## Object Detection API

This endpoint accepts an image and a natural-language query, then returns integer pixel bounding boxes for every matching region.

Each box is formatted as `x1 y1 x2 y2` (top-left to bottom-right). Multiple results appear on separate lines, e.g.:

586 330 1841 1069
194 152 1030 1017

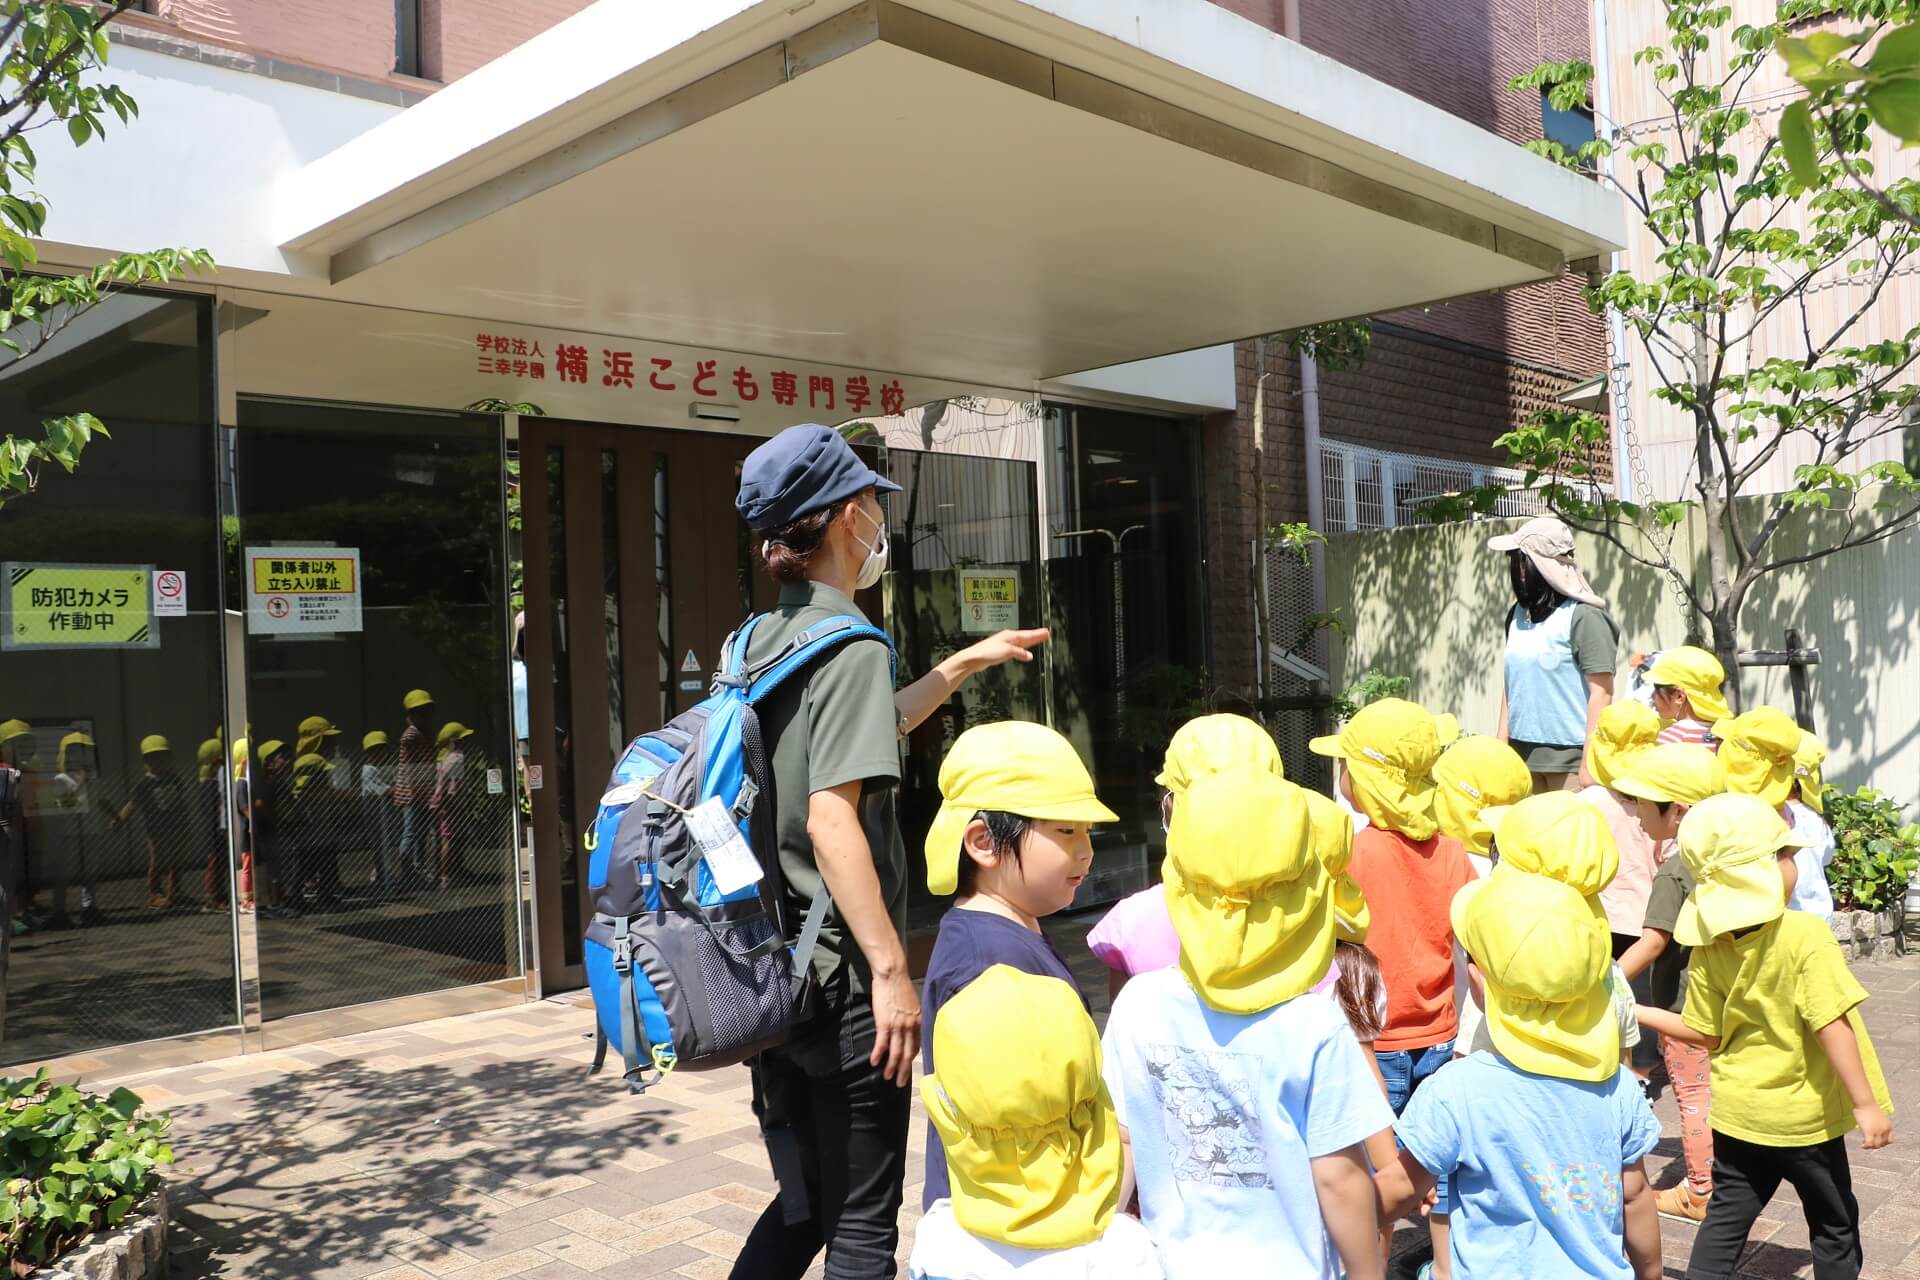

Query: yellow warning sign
958 570 1019 635
251 555 357 595
3 563 158 650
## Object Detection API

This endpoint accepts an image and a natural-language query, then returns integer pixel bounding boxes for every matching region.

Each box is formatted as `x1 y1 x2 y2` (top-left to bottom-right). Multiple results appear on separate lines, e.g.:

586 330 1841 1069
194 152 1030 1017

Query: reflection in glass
600 449 625 758
233 399 520 1020
546 447 581 967
654 454 672 723
0 292 232 1066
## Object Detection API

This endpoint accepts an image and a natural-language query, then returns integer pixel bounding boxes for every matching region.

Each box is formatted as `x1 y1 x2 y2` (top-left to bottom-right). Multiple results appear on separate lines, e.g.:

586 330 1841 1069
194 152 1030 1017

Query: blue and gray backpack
585 612 894 1093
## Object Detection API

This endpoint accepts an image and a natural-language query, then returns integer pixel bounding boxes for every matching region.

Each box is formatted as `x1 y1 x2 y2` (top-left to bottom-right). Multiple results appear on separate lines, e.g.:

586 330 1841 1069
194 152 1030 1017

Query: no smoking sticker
153 570 187 617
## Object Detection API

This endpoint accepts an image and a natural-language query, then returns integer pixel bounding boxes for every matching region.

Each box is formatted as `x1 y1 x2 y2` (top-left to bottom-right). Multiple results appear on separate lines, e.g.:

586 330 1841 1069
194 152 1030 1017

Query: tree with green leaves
1442 0 1920 703
0 0 213 509
1777 15 1920 229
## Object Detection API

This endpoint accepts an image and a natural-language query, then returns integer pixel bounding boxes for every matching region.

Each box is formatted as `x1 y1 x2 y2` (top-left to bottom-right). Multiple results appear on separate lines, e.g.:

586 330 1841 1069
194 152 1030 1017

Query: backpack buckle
611 915 633 974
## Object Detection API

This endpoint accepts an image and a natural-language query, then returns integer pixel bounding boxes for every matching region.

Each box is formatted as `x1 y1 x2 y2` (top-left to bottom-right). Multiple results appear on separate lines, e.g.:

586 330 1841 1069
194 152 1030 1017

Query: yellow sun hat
1673 792 1810 946
0 719 30 746
58 731 97 775
1715 705 1804 809
232 736 250 780
1433 736 1533 856
139 734 172 757
435 721 474 746
1613 742 1727 806
924 722 1118 896
1164 768 1333 1014
1155 714 1282 796
196 736 224 782
1794 732 1828 814
362 730 391 752
1646 646 1731 724
1453 867 1619 1082
292 751 335 794
1309 698 1444 840
1482 790 1620 900
920 965 1122 1250
296 714 342 757
1588 700 1662 791
403 688 435 711
257 739 287 764
1303 788 1367 944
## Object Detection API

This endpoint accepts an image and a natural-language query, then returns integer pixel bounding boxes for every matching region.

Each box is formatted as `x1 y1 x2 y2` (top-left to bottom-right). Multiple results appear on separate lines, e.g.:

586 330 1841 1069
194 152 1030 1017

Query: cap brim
1308 735 1346 758
871 473 903 494
1486 532 1524 551
1020 797 1122 826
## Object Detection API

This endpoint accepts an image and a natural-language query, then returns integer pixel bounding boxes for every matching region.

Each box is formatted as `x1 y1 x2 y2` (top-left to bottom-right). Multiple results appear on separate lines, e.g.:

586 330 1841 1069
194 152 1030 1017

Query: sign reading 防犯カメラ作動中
2 563 158 650
246 547 364 636
958 570 1019 635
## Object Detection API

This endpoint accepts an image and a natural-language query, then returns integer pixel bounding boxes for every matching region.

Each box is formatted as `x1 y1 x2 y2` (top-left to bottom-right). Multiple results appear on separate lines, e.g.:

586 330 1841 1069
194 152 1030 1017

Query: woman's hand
954 628 1049 676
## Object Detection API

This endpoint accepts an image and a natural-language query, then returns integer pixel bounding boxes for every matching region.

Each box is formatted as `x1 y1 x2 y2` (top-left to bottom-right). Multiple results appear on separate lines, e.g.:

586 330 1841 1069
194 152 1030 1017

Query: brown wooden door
519 421 774 993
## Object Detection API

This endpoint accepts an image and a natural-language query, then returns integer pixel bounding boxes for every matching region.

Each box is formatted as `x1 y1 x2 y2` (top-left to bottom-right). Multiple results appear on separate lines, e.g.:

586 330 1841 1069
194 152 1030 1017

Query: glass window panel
600 448 624 761
0 292 230 1066
233 398 520 1020
654 453 672 724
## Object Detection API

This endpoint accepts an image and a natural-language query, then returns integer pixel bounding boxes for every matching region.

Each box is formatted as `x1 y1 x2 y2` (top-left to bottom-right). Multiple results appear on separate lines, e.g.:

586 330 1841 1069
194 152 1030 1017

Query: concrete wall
1322 510 1920 808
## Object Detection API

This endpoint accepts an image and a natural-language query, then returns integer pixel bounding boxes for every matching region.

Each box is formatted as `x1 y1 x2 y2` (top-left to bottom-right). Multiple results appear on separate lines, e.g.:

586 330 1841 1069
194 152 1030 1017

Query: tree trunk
1691 327 1742 712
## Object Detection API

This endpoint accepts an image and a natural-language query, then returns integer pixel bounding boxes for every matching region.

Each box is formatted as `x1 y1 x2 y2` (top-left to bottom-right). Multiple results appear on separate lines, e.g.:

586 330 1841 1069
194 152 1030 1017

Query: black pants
732 981 911 1280
1688 1131 1862 1279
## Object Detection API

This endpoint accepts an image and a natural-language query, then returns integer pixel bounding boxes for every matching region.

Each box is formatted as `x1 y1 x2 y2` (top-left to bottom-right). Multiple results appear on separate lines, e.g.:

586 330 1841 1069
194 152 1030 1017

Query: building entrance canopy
277 0 1624 391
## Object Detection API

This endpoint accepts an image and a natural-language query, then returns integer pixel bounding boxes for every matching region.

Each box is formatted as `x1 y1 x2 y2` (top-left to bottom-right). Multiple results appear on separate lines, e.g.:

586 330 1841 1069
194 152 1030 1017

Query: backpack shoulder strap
742 615 896 705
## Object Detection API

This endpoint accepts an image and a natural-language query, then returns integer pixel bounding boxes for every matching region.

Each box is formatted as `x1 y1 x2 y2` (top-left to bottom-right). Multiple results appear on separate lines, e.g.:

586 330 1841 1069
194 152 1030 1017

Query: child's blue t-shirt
1396 1052 1660 1280
921 906 1086 1209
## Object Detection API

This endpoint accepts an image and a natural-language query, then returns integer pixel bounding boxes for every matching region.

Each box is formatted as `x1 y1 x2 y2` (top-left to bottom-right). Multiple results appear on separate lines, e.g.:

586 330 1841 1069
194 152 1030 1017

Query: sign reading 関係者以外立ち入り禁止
958 569 1019 635
246 547 364 637
2 563 158 650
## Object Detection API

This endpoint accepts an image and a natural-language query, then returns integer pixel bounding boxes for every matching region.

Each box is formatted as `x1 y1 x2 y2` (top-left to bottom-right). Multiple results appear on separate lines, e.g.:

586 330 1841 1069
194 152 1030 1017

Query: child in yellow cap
1101 769 1391 1280
1612 743 1728 1222
1579 701 1664 957
1635 793 1893 1279
1310 700 1474 1114
1646 646 1731 747
1788 731 1836 916
1718 706 1837 922
911 964 1162 1278
1432 734 1532 1061
919 722 1119 1213
1376 859 1664 1280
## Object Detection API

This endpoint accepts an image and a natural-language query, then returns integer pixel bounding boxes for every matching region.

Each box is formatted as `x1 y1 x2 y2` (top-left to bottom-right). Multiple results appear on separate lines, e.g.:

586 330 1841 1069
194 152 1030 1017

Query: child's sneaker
1655 1184 1710 1222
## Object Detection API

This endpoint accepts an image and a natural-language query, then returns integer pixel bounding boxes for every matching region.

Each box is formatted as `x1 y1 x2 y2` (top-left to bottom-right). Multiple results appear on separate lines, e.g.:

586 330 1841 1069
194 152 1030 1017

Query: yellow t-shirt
1683 911 1894 1146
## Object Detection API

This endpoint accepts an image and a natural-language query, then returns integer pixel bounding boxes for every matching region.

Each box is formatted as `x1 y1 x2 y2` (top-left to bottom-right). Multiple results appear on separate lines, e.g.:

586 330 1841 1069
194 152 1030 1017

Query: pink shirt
1085 884 1340 996
1656 719 1715 747
1581 784 1667 937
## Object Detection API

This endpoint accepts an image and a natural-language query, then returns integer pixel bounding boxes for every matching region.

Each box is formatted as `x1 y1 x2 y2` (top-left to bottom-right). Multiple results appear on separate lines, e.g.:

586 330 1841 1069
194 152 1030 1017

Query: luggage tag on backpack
684 797 764 896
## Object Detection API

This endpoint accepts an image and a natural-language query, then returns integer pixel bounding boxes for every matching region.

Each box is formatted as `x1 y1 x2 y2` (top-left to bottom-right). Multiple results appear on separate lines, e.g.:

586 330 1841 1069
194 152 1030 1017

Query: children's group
904 527 1894 1280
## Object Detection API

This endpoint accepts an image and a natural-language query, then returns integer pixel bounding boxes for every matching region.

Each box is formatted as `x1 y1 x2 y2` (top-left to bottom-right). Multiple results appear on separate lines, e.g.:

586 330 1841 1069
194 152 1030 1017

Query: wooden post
1734 628 1821 733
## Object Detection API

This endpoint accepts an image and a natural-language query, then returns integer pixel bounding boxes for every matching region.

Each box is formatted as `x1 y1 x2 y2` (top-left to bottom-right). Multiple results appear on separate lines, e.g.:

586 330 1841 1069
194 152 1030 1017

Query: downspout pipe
1590 0 1635 504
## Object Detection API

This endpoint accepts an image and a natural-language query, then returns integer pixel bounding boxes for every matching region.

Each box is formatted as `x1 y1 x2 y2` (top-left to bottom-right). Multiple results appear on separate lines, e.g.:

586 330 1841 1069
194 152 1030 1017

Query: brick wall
146 0 591 86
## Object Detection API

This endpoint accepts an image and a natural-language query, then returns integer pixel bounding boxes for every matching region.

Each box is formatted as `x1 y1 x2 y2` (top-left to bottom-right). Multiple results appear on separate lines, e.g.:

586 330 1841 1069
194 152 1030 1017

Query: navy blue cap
735 424 901 531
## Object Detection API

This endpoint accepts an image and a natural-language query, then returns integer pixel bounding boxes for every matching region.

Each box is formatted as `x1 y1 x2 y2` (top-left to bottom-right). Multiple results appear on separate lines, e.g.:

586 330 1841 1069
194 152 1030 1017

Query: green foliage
1822 784 1920 912
1279 319 1373 374
0 1 215 511
1780 19 1920 152
1266 521 1325 565
1450 2 1920 670
2 1070 174 1268
1332 669 1410 722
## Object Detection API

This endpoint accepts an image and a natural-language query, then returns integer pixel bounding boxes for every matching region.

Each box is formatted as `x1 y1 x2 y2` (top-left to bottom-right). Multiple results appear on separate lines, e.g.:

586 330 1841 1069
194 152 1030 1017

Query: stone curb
35 1184 167 1280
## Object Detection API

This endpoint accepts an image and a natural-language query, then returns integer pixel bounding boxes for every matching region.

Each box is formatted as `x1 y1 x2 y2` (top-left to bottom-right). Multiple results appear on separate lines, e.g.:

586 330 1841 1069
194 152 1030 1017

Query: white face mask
851 503 889 590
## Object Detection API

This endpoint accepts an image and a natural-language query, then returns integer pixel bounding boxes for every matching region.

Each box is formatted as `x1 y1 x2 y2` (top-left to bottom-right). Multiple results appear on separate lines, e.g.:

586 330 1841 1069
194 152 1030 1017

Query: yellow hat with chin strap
924 722 1118 896
1453 866 1619 1081
1794 732 1828 814
1673 792 1809 946
1716 706 1803 809
296 715 341 757
1588 700 1662 790
139 734 172 757
921 965 1122 1250
1647 646 1730 724
1309 698 1443 840
1433 736 1532 856
1482 791 1619 900
1614 743 1727 806
1164 768 1333 1014
362 730 390 752
1155 714 1282 796
403 688 435 711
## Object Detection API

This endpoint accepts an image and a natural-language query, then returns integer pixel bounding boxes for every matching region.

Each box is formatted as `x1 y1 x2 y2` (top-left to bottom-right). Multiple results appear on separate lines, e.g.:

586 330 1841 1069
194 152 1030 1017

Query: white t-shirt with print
1101 969 1394 1280
908 1202 1163 1280
1787 800 1836 920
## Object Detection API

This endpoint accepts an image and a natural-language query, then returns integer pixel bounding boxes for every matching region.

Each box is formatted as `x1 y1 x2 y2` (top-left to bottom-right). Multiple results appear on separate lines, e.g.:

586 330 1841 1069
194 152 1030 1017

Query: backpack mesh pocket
692 912 790 1056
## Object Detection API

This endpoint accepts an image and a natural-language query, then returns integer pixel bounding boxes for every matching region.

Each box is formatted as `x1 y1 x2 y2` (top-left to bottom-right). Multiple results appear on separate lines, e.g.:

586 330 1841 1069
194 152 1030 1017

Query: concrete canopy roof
276 0 1624 390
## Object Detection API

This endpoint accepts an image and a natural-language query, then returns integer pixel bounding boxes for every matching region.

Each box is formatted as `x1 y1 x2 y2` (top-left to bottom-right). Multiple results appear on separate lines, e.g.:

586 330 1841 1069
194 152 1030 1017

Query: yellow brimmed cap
1165 768 1333 1014
258 739 287 762
1309 698 1443 840
1646 646 1730 723
1453 867 1619 1082
58 732 97 775
1588 701 1661 790
1433 736 1532 856
1301 788 1365 943
436 721 475 746
0 719 31 745
920 965 1122 1250
1614 743 1727 806
1673 793 1809 946
1483 791 1619 900
1155 714 1282 796
403 688 435 711
1715 706 1803 808
1794 732 1828 814
362 730 390 751
924 722 1118 896
139 734 171 756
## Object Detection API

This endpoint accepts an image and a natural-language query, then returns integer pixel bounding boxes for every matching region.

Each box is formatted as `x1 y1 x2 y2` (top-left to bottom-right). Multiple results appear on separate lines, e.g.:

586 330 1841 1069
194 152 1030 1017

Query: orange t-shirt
1349 825 1476 1051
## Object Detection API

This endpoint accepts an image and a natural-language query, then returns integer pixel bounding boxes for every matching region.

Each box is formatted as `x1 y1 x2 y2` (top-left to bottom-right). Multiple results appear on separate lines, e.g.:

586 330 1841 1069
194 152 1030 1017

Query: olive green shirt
747 581 905 993
1643 854 1696 1014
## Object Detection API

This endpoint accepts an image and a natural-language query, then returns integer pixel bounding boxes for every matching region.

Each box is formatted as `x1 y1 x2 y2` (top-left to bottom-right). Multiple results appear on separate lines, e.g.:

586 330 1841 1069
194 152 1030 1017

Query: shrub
1822 785 1920 914
2 1071 173 1270
1333 670 1411 722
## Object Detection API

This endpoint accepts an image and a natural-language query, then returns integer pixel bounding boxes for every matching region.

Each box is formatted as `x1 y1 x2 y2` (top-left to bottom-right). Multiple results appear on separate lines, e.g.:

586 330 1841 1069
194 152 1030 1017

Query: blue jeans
1379 1039 1456 1210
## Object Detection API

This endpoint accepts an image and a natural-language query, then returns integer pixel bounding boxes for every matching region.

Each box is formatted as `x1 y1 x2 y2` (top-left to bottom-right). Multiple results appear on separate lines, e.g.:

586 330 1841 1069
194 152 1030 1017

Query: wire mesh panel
1264 551 1332 794
1320 439 1578 532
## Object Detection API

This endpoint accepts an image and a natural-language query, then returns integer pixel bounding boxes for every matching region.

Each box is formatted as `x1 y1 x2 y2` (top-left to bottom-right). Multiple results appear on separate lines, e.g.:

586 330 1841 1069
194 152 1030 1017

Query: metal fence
1320 439 1566 532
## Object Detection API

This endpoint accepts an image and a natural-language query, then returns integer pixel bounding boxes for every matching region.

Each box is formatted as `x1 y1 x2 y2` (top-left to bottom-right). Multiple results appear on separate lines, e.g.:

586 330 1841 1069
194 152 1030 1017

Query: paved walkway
76 914 1920 1280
